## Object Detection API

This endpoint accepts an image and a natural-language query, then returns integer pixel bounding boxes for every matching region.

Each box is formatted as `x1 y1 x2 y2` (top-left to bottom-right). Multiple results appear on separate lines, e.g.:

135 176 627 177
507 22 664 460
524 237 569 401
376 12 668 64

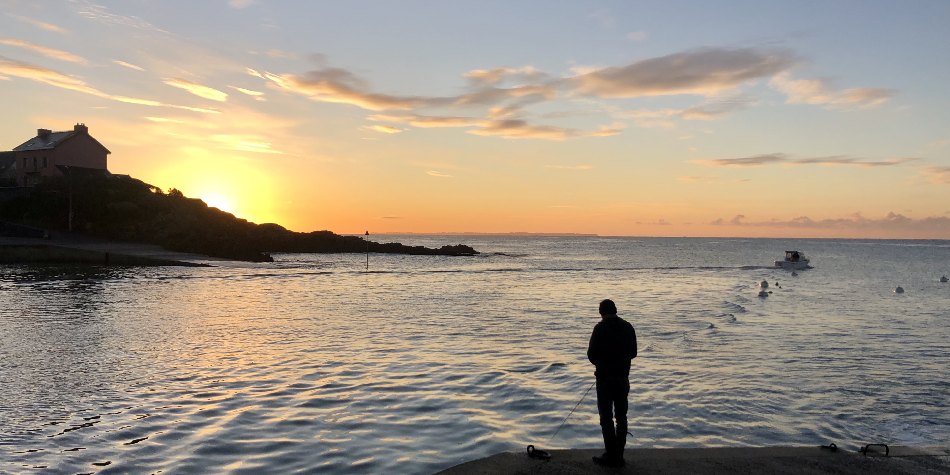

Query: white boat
775 250 810 270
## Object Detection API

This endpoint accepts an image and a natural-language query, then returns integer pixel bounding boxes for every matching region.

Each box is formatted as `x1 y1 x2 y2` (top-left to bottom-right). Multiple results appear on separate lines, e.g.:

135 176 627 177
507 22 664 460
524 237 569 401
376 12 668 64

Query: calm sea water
2 236 949 474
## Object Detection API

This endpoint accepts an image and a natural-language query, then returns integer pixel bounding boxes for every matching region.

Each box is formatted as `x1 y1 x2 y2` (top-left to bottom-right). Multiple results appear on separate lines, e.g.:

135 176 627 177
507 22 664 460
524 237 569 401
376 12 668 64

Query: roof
11 127 111 154
13 131 76 151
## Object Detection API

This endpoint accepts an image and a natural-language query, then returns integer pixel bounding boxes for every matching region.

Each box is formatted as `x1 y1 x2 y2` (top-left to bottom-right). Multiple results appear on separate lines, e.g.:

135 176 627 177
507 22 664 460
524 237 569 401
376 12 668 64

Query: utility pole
365 230 369 270
67 166 73 232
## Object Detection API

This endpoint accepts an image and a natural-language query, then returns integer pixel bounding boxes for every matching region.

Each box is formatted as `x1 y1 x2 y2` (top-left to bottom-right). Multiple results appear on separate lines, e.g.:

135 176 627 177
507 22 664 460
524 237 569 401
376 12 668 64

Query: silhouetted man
587 299 638 467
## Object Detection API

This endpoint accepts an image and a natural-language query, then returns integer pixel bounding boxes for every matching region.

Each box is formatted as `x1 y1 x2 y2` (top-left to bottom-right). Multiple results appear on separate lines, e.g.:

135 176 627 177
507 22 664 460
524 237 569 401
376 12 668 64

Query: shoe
592 452 612 466
596 425 617 466
592 453 624 467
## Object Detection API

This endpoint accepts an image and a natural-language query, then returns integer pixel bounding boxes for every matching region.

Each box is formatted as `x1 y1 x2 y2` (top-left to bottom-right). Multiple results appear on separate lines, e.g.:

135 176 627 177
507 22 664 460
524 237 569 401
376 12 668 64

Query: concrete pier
438 445 950 475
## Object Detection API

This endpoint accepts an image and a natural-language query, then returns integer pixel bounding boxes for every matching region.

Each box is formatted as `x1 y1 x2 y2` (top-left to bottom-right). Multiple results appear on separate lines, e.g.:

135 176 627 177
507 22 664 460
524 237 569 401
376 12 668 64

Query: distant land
0 174 477 262
379 232 600 237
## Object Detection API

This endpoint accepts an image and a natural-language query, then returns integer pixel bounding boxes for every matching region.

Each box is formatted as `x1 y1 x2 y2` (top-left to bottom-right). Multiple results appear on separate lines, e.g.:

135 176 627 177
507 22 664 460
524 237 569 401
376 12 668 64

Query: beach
0 234 218 266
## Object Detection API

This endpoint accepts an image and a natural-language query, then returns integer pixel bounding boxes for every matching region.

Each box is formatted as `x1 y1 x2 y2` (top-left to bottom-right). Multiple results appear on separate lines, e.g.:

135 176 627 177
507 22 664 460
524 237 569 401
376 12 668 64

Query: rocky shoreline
0 174 478 262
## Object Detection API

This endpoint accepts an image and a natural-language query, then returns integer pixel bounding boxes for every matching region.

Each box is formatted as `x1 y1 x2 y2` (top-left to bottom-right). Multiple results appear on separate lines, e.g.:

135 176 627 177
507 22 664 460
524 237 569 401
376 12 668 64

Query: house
0 151 15 186
9 123 110 186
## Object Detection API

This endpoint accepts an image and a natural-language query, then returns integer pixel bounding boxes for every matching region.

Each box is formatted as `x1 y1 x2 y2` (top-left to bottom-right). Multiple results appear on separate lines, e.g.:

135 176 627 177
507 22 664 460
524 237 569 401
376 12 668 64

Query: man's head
599 299 617 316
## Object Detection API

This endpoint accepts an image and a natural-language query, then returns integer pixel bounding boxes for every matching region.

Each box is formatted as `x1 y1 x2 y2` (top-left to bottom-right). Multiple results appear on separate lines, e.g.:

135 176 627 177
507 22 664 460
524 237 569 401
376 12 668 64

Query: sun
200 192 235 214
146 149 282 225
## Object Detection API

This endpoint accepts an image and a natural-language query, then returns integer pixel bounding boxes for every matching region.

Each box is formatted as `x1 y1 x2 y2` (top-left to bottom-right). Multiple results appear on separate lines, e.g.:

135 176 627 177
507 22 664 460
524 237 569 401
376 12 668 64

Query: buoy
760 280 769 289
758 290 769 298
895 286 904 294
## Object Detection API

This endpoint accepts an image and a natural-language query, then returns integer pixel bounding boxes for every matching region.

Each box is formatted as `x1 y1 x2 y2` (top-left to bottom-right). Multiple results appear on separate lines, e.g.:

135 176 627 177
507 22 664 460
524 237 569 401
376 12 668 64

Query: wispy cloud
138 107 297 157
364 124 403 134
229 85 265 100
770 72 894 108
0 38 87 64
680 95 757 120
572 47 798 98
114 60 145 71
210 134 281 154
426 170 453 178
0 54 100 95
695 153 917 168
9 14 68 34
0 55 218 113
711 212 950 235
923 166 950 184
370 113 617 140
370 113 477 129
696 153 788 167
267 67 445 110
469 119 620 140
255 46 891 141
464 66 546 87
792 156 917 167
617 95 754 128
164 78 228 102
145 116 185 124
72 1 169 34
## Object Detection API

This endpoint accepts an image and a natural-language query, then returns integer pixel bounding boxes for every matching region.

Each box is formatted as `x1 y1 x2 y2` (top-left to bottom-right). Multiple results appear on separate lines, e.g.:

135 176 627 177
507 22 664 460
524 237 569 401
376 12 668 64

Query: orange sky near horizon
2 2 949 239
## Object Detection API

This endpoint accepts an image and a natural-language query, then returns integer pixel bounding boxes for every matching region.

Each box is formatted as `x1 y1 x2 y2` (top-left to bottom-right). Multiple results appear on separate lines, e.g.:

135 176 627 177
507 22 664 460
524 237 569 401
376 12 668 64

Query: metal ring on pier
861 443 889 457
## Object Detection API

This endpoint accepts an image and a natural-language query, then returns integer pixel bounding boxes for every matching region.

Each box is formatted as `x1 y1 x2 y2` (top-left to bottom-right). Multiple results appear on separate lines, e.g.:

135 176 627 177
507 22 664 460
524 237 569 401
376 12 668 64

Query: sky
1 1 949 238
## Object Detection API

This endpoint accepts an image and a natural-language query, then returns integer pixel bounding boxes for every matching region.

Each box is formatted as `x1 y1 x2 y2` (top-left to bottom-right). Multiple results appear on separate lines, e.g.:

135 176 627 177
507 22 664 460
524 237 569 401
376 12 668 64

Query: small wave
476 268 531 273
723 301 748 314
545 363 567 372
715 313 738 323
506 365 544 373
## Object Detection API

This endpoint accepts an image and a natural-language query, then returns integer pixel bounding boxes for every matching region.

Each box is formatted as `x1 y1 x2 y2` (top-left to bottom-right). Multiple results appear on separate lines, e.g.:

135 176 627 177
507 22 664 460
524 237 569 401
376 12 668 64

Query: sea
1 236 948 474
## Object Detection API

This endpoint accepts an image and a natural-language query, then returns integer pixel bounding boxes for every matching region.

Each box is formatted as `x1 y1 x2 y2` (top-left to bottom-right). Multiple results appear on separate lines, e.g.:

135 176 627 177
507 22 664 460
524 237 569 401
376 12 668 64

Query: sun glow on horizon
144 147 282 226
199 192 235 215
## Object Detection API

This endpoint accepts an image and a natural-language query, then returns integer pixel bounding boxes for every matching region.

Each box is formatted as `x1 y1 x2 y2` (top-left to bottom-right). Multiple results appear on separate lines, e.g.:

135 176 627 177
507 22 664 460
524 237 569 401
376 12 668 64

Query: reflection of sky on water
1 238 949 473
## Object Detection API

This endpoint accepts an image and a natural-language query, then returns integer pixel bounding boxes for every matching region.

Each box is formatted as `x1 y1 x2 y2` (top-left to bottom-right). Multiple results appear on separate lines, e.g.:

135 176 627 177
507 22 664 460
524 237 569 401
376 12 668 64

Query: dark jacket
587 315 637 379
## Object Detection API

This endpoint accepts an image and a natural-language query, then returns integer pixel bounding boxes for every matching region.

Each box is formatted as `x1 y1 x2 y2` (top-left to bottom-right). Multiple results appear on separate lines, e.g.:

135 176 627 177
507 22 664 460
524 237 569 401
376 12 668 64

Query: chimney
37 128 52 138
74 123 88 134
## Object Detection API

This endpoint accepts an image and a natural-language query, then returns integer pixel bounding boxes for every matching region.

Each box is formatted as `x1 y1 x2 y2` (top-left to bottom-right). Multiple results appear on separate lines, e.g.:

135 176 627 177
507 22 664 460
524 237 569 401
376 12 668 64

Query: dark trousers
596 377 629 456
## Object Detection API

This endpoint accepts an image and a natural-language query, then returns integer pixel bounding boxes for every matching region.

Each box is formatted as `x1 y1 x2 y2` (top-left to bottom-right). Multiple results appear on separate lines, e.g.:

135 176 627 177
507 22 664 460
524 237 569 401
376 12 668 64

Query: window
33 157 37 169
42 157 48 168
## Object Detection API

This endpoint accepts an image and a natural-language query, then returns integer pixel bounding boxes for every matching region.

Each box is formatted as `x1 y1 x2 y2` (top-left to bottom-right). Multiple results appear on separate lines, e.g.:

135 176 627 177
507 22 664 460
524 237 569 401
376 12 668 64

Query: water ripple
3 238 949 473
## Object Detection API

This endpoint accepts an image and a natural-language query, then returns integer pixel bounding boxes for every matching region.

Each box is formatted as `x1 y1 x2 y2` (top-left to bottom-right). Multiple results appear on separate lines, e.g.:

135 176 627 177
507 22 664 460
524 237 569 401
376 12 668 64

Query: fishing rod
526 381 596 461
550 381 595 441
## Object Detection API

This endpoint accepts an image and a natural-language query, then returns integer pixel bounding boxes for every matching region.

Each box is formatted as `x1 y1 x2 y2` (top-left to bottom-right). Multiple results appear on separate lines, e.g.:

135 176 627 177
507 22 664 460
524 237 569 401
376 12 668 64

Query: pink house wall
14 125 109 185
50 133 109 170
